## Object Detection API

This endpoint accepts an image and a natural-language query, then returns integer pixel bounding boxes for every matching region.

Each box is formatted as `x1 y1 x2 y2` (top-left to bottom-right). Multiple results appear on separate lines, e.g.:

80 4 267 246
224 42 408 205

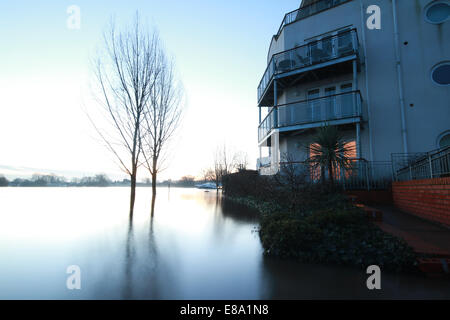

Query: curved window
424 1 450 24
431 62 450 85
439 133 450 148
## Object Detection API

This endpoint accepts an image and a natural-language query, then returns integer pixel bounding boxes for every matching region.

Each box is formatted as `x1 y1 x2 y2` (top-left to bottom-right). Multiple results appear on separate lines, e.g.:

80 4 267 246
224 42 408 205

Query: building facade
256 0 450 177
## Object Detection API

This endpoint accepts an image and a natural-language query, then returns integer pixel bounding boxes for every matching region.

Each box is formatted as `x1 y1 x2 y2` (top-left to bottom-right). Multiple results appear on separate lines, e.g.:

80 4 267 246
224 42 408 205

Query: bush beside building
223 171 417 272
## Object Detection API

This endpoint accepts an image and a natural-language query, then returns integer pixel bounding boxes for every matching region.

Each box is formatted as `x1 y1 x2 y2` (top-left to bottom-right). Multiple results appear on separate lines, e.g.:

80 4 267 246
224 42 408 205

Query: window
325 86 336 95
431 62 450 85
424 1 450 24
439 133 450 148
307 89 321 121
325 87 337 118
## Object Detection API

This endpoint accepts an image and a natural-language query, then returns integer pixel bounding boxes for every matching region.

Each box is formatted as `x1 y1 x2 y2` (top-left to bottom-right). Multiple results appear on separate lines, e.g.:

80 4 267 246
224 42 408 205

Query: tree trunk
151 170 157 217
320 166 326 185
129 172 137 219
328 160 334 185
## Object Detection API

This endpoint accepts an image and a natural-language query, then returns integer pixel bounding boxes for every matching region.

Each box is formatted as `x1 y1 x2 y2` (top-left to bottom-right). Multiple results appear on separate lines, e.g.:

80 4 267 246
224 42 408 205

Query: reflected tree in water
123 218 135 299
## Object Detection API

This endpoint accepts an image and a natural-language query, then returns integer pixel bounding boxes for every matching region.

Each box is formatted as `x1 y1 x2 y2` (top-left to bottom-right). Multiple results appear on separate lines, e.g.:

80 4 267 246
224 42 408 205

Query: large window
431 62 450 86
424 0 450 24
439 133 450 148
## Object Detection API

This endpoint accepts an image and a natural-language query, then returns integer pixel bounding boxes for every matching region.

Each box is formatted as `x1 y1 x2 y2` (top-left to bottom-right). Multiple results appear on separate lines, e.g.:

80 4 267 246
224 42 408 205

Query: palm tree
305 125 355 185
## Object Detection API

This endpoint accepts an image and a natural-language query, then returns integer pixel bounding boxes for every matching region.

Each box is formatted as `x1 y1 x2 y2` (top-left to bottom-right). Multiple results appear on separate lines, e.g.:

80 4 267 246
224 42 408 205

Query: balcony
257 29 359 105
258 91 362 142
275 0 353 39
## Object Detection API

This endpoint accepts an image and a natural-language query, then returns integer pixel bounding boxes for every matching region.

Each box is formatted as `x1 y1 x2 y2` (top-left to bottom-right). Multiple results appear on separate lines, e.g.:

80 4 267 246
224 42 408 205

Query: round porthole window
431 62 450 85
440 134 450 148
424 1 450 24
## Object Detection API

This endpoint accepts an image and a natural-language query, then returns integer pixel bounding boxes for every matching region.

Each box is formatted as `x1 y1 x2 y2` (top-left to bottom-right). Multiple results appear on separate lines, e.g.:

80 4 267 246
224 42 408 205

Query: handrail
392 145 450 159
258 90 361 127
275 0 353 39
261 158 394 190
259 108 274 127
258 91 362 142
277 89 362 107
279 158 380 165
392 146 450 181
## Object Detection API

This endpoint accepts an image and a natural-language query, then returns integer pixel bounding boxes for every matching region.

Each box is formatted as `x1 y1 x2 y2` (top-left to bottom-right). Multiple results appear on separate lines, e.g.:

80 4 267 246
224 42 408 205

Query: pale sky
0 0 300 181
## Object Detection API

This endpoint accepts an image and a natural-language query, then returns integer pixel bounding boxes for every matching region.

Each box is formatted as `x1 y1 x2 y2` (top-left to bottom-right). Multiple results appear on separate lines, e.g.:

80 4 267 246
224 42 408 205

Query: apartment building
256 0 450 176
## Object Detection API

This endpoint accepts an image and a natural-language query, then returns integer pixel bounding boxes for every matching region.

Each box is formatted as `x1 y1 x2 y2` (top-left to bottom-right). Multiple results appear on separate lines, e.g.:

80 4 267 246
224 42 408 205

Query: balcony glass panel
257 29 358 102
258 109 275 142
258 91 362 142
277 0 352 37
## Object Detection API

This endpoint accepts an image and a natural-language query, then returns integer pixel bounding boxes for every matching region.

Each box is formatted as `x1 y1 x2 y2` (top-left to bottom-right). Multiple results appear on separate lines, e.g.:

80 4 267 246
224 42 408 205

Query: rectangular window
325 87 336 119
307 89 320 121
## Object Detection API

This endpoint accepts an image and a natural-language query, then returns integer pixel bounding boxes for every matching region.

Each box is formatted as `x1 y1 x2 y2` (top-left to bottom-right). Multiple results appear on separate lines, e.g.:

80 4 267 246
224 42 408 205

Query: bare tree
212 145 235 189
272 153 307 212
201 168 215 183
276 153 306 192
232 151 248 172
91 15 160 218
140 40 183 215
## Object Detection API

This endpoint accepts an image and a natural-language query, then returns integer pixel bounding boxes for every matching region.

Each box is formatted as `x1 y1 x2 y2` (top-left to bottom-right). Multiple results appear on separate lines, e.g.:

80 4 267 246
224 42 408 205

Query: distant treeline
0 174 208 188
0 174 123 187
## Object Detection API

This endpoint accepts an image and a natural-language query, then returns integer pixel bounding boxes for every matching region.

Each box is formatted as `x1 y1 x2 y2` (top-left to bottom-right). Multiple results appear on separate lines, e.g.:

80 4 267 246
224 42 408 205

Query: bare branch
90 13 163 216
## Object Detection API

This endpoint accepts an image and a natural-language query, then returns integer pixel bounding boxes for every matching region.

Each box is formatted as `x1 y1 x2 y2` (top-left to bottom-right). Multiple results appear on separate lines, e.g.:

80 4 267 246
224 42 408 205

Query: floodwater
0 187 449 299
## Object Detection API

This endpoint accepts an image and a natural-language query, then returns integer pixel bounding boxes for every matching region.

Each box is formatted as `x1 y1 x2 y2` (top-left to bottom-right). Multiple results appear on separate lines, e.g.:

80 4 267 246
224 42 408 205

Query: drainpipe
359 0 374 161
392 0 409 154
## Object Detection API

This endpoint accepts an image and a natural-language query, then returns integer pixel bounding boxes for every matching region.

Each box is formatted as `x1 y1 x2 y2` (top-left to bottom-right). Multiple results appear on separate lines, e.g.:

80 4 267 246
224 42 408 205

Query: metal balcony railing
275 0 353 39
258 91 362 142
259 159 393 190
258 109 276 142
392 146 450 181
258 28 359 103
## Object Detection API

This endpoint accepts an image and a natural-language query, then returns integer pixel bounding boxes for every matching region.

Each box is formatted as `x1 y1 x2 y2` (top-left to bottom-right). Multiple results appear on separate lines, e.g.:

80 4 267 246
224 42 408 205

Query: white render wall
261 0 450 166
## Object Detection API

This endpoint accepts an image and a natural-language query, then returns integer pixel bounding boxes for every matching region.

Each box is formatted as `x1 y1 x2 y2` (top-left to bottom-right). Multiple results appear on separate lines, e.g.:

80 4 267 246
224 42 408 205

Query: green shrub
259 208 417 272
260 215 322 259
224 169 417 272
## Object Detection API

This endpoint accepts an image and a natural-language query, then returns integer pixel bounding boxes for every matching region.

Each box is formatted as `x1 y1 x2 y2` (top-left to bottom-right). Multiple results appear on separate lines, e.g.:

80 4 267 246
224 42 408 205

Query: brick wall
392 177 450 227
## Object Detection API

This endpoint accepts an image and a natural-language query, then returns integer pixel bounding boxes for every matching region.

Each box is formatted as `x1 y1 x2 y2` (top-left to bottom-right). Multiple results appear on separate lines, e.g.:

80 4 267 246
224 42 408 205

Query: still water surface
0 187 449 299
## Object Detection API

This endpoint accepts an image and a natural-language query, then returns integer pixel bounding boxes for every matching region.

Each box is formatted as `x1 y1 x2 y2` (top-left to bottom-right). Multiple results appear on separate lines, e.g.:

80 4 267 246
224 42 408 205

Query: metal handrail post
428 154 433 179
365 161 370 190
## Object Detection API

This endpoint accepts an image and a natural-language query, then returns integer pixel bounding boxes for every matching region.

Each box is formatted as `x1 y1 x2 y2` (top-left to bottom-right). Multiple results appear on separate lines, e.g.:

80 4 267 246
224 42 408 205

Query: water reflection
146 218 159 299
221 198 259 223
0 187 449 299
123 219 134 299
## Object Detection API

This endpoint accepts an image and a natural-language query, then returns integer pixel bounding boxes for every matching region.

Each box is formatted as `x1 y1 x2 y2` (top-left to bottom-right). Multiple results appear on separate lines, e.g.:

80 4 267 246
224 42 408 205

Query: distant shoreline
0 185 201 188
